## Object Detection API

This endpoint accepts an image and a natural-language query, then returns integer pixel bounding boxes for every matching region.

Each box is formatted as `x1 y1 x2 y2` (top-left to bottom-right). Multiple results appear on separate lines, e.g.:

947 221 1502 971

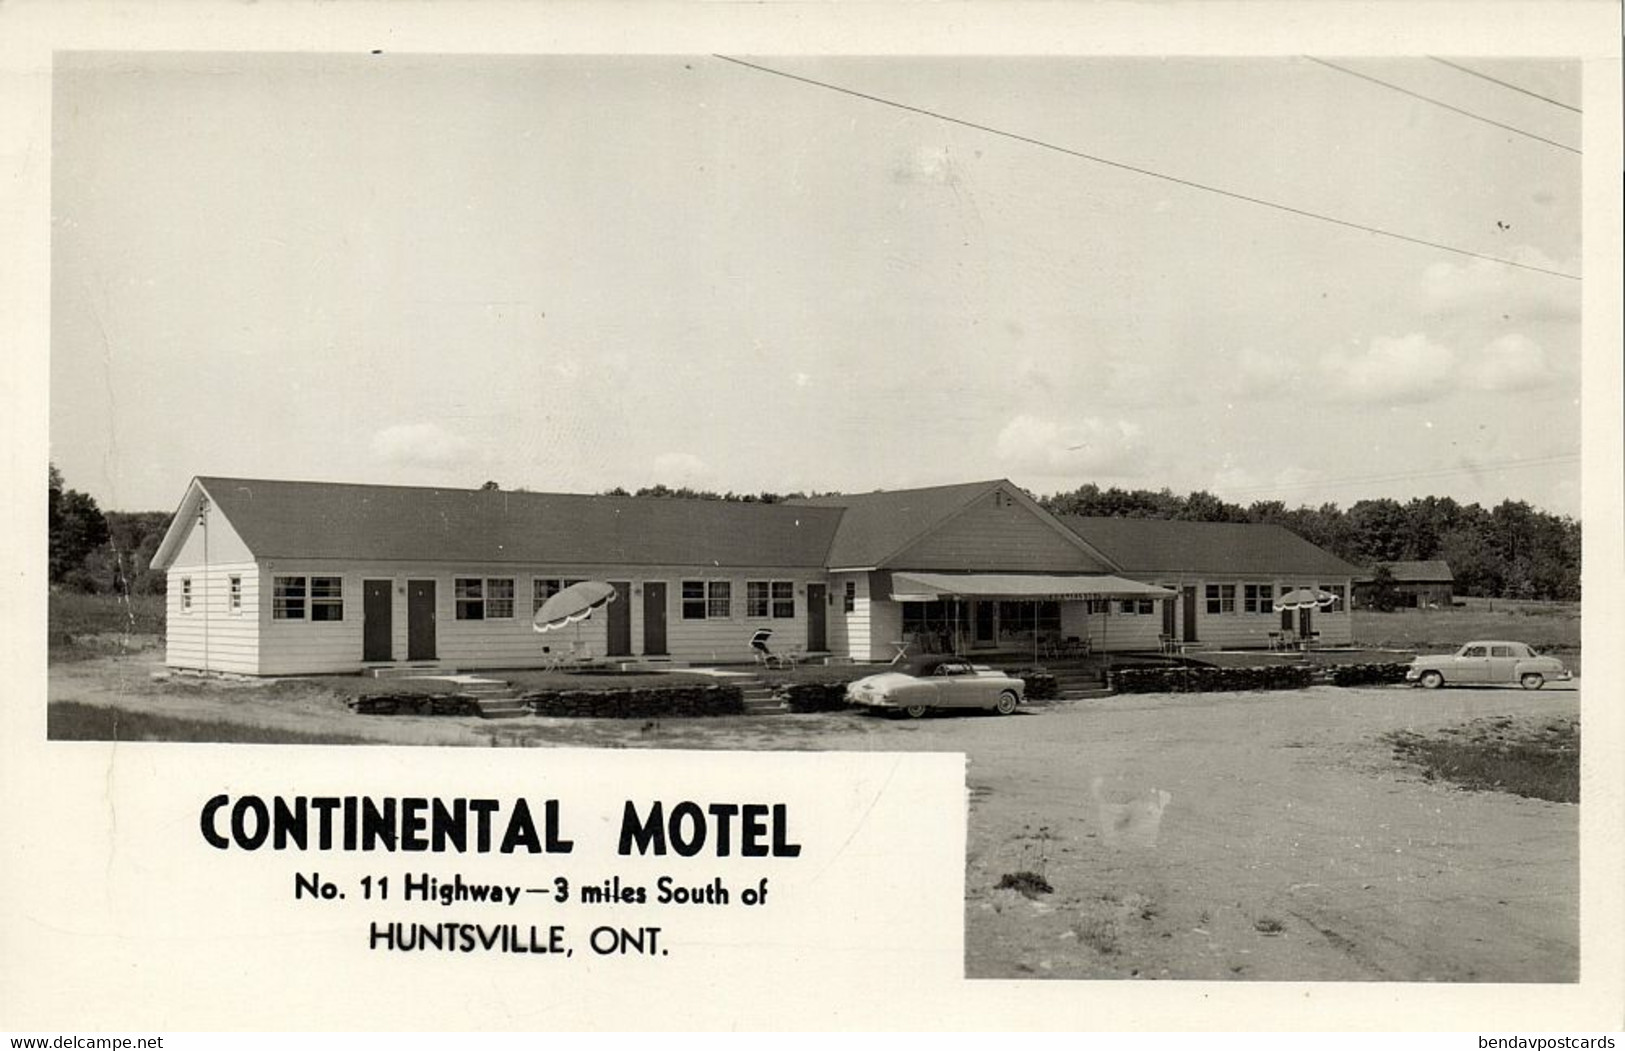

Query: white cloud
1468 333 1555 392
1420 250 1579 324
1320 333 1454 404
995 414 1144 475
370 423 477 469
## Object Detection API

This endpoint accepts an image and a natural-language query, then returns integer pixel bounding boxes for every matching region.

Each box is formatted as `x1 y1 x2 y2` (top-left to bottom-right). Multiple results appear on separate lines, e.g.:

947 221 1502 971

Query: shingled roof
1363 560 1455 583
1060 516 1365 578
161 477 843 569
797 479 1010 569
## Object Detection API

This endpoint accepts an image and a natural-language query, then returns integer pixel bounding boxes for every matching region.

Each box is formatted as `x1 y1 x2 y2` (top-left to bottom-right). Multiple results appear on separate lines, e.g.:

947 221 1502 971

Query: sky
50 52 1584 516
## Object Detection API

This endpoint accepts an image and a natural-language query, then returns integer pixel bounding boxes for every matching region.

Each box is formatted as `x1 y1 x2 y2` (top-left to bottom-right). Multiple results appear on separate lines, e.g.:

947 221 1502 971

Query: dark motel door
643 582 668 656
607 581 632 657
407 579 436 661
363 580 393 662
1181 586 1198 643
806 583 827 652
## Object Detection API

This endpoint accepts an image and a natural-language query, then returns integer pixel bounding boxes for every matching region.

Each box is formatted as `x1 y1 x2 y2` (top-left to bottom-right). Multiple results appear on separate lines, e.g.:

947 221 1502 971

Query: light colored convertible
1406 640 1571 690
845 656 1025 718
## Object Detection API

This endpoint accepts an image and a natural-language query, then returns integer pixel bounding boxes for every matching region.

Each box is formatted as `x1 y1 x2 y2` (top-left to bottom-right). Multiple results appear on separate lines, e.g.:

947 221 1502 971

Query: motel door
974 601 995 647
1181 586 1198 642
607 581 632 657
407 580 436 661
643 582 668 656
806 583 827 652
363 580 393 662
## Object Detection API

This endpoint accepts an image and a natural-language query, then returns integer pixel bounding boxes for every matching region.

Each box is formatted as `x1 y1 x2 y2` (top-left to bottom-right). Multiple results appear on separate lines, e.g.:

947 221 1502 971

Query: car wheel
1419 670 1444 690
994 691 1019 716
902 704 930 719
1520 673 1545 690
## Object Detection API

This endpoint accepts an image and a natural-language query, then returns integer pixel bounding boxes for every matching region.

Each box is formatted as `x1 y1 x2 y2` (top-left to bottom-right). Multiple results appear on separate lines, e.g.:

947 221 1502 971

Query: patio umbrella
1273 587 1338 611
533 580 617 659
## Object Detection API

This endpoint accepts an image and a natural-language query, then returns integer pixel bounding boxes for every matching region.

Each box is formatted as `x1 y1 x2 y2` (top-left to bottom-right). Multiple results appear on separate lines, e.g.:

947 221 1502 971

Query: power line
1307 57 1581 154
713 55 1581 282
1427 56 1582 114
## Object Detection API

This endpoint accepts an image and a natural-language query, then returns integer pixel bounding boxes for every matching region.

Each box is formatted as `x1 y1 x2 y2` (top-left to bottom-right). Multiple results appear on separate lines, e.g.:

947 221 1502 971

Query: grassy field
48 700 373 745
1384 715 1579 803
49 590 166 636
1352 597 1580 652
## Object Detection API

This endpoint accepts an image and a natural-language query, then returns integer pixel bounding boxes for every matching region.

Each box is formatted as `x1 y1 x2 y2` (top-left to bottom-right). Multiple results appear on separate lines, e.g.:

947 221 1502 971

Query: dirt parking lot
48 657 1579 982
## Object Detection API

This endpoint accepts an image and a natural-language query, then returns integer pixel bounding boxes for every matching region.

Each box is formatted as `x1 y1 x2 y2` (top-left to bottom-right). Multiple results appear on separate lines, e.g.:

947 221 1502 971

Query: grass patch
48 701 372 745
1353 601 1580 652
1384 716 1579 803
50 591 166 637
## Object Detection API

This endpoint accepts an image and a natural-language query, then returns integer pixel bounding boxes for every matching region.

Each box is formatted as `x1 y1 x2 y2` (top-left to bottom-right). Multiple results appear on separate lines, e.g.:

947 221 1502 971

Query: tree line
1039 484 1580 602
47 467 1581 602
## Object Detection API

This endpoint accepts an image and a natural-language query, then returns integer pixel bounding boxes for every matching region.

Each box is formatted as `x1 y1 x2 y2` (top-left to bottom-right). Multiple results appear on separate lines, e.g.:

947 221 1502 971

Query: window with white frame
708 581 731 618
1205 583 1236 615
843 580 855 613
771 581 795 619
1244 583 1274 614
181 577 192 613
746 581 771 617
273 576 306 620
1320 584 1346 611
456 577 513 620
682 580 733 620
1117 599 1155 615
229 575 242 613
310 577 344 621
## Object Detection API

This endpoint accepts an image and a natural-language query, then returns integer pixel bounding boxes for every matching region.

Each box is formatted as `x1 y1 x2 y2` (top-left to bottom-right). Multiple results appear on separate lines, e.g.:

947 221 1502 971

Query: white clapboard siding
165 561 260 673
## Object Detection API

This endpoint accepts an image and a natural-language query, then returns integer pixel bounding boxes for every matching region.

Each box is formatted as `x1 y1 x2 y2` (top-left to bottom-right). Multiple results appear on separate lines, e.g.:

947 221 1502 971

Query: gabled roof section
801 479 1118 571
156 477 845 569
1060 516 1365 579
1364 559 1454 583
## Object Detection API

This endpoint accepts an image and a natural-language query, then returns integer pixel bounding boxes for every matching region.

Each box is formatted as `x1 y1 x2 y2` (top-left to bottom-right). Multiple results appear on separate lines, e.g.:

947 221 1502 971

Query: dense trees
1038 484 1580 602
48 466 169 594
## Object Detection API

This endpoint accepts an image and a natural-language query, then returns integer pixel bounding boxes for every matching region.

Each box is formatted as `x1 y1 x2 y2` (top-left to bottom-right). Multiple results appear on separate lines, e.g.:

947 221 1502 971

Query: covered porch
882 571 1178 663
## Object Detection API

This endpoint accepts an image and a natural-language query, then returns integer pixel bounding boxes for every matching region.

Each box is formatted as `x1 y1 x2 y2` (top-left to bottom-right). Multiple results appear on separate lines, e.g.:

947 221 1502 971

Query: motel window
681 581 706 620
273 576 306 620
999 601 1061 634
708 581 731 619
1320 584 1346 612
457 578 513 620
1205 584 1236 615
1117 599 1154 615
310 577 344 621
843 581 855 613
682 581 733 620
455 578 484 620
180 577 192 613
1244 584 1274 614
229 575 242 613
746 581 770 618
771 581 795 619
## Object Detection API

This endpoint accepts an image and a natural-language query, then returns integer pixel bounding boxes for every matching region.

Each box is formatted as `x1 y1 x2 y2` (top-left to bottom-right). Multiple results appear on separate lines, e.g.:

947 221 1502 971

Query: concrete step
366 664 456 679
474 697 531 719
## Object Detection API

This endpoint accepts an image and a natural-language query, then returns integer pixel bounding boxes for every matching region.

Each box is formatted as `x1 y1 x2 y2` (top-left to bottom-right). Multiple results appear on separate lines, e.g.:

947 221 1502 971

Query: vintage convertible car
844 656 1025 718
1406 640 1571 690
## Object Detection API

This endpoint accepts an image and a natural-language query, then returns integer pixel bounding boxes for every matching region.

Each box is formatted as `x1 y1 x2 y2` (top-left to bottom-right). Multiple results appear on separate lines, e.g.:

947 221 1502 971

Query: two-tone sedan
1407 640 1571 690
845 656 1025 718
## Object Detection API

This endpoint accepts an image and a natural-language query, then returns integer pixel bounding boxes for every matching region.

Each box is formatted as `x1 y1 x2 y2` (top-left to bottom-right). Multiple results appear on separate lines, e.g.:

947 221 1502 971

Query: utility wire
1427 56 1582 114
713 55 1581 282
1307 57 1581 154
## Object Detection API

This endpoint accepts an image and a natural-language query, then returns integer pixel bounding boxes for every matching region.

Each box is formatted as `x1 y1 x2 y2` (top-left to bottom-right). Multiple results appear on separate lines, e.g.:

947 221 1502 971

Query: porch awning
889 572 1177 603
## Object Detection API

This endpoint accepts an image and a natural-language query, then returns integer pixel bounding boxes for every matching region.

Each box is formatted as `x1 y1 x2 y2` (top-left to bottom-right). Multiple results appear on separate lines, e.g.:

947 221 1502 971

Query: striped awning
889 572 1176 602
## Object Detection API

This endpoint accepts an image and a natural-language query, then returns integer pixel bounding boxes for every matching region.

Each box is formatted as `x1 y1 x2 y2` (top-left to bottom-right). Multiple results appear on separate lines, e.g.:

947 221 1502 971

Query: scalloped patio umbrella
532 580 618 659
1273 587 1338 611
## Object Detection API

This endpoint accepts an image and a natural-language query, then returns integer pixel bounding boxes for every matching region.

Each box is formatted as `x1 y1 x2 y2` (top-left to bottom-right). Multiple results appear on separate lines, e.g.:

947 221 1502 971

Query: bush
1110 664 1314 694
1328 662 1413 687
347 693 483 717
522 684 744 718
782 682 852 713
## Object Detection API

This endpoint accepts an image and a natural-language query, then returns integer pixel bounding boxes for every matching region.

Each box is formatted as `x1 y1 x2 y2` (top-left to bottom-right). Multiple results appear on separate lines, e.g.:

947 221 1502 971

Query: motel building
151 476 1363 676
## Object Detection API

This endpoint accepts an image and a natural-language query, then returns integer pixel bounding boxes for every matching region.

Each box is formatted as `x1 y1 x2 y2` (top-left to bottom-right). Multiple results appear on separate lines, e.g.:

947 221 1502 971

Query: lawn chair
751 628 792 669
